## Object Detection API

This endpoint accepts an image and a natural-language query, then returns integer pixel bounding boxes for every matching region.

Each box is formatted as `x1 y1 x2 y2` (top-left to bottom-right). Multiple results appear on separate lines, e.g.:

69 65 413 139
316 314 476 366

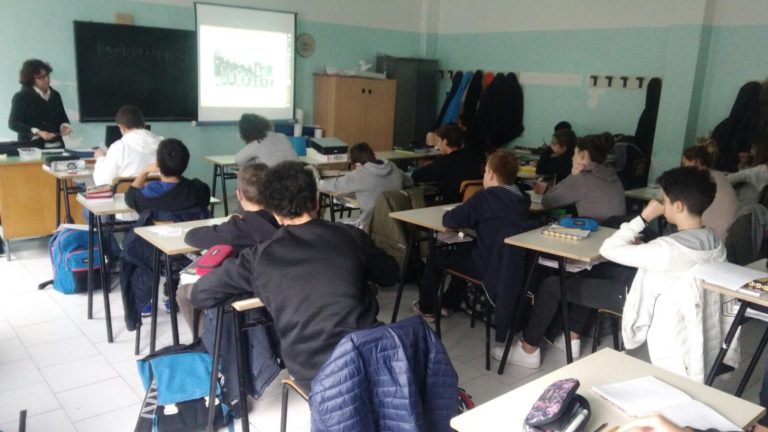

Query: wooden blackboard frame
73 21 197 122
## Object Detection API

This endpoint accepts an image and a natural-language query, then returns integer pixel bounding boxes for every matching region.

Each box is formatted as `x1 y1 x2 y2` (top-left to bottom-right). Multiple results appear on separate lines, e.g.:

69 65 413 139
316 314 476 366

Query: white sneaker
492 342 541 369
552 334 581 359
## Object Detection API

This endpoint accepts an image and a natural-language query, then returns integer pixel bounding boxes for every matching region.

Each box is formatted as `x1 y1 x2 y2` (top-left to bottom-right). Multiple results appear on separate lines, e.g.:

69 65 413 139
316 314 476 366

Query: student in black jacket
125 138 210 213
533 128 576 184
177 162 279 330
192 161 399 391
411 124 483 203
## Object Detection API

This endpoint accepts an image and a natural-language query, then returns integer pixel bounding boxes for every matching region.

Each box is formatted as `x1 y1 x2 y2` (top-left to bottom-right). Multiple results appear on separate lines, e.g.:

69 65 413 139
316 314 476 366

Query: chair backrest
309 316 457 431
368 188 425 273
459 179 484 202
111 175 161 194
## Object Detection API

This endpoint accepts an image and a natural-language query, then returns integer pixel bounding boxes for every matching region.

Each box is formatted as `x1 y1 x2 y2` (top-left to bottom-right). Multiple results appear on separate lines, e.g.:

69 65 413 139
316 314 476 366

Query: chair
110 175 160 194
435 269 493 370
459 179 484 202
591 309 623 353
280 379 309 432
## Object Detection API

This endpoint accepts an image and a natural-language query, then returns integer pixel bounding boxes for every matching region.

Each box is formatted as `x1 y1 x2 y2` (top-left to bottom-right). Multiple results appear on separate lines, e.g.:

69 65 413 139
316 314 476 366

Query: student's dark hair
156 138 190 177
682 144 714 168
656 166 716 217
349 142 376 165
19 59 52 87
436 123 464 149
261 161 317 218
552 129 577 151
115 105 146 129
554 121 572 132
575 134 611 164
751 134 768 166
237 162 269 205
486 150 519 185
239 113 273 143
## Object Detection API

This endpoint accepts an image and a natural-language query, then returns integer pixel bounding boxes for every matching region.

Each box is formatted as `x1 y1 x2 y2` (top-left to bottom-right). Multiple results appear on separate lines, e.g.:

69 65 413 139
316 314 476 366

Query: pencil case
524 378 591 432
195 244 234 276
558 217 599 232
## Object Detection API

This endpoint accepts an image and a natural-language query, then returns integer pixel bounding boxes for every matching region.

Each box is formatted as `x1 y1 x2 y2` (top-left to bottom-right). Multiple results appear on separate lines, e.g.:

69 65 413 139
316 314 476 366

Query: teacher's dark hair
19 59 52 87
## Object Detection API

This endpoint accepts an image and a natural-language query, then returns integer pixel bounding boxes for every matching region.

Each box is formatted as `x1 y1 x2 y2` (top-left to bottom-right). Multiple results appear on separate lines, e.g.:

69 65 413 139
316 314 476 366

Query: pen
593 423 608 432
563 408 589 432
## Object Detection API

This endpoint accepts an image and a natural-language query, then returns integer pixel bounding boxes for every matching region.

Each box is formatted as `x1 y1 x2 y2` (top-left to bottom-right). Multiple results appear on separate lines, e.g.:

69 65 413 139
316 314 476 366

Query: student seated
533 128 577 183
318 142 413 229
177 162 279 330
600 167 732 382
120 138 210 328
125 138 211 214
411 123 483 204
727 134 768 206
681 142 738 241
234 113 298 167
92 105 161 186
537 134 626 222
191 161 399 391
412 151 532 324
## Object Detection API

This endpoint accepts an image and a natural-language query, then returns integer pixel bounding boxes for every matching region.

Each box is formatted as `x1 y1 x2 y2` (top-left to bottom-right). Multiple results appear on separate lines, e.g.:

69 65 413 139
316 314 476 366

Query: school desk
0 157 85 259
42 164 93 226
502 226 617 367
450 348 764 432
134 216 227 354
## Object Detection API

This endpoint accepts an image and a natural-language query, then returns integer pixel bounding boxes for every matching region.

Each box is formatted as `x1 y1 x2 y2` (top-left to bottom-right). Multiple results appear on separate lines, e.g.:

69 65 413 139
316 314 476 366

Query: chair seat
232 297 265 312
445 269 482 286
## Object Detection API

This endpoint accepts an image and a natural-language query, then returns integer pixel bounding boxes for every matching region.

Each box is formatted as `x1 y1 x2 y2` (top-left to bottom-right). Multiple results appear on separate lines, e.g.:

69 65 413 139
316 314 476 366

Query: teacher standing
8 59 71 148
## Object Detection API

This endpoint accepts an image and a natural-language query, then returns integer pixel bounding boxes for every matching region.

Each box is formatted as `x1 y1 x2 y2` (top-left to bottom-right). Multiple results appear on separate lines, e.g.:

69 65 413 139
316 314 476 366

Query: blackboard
73 21 197 122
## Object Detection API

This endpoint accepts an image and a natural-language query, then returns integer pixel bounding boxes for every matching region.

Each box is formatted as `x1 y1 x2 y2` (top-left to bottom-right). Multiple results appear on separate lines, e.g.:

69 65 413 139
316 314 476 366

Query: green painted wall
0 0 422 184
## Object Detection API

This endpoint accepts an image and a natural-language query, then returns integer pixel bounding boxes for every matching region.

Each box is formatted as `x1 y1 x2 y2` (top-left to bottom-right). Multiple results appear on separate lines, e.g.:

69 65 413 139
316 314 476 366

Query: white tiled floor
0 236 765 431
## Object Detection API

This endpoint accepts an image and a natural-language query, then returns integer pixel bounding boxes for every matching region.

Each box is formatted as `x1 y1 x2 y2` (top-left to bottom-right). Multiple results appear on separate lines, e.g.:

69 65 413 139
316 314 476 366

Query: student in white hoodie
319 142 412 229
92 105 162 186
599 166 735 382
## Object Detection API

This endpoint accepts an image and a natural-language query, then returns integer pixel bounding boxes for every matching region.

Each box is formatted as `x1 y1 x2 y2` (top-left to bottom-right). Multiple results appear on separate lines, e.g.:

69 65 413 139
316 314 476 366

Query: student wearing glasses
8 59 71 148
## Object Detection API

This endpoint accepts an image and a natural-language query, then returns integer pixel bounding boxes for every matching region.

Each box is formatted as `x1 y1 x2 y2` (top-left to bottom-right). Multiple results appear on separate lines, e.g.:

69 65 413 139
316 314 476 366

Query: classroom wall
0 0 426 183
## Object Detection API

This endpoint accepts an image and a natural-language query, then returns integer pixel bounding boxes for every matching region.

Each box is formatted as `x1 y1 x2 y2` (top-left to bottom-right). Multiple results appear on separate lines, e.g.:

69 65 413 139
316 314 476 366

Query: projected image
200 25 292 109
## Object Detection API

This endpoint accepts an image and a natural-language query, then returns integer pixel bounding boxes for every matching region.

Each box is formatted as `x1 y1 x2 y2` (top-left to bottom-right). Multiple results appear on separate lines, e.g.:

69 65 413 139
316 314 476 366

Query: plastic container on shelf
18 147 42 160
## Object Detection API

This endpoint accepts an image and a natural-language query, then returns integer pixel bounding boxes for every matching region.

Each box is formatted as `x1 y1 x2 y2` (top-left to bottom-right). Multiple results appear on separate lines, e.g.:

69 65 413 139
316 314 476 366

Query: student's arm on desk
410 158 442 183
91 149 121 186
318 170 361 194
442 195 476 229
599 216 673 272
191 248 255 309
540 174 583 209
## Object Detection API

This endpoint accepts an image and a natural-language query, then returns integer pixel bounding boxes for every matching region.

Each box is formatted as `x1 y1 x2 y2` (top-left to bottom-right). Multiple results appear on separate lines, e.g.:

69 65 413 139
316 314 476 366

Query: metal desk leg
211 165 219 216
62 179 74 224
167 253 179 345
559 257 573 364
95 216 113 343
55 179 62 227
705 300 748 385
149 248 161 354
329 196 336 222
87 212 95 319
3 239 9 261
499 251 539 374
220 165 229 216
391 225 417 323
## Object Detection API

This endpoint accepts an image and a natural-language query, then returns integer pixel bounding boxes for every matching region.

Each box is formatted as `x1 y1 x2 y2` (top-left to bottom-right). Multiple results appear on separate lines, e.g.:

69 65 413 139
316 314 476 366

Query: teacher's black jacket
8 86 69 143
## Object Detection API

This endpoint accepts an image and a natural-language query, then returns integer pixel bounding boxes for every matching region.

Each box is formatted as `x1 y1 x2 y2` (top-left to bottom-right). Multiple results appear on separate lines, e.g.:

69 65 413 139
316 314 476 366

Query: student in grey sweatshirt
234 113 298 167
319 142 413 229
540 134 626 223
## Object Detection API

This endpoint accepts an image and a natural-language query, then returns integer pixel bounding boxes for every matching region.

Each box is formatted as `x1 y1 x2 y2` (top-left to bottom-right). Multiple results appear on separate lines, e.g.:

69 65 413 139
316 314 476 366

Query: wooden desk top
204 149 440 169
134 217 228 255
378 149 441 161
450 348 764 431
701 259 768 309
504 226 616 263
390 205 453 233
42 165 94 179
625 186 661 202
203 155 236 166
77 194 221 217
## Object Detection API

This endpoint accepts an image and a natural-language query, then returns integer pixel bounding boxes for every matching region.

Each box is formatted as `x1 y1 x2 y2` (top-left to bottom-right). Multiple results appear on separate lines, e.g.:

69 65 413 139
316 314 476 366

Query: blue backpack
48 227 103 294
135 343 232 432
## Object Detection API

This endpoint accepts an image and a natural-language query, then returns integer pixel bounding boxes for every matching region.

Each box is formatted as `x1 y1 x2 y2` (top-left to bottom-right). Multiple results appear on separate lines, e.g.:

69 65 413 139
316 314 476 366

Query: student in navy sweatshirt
413 150 532 323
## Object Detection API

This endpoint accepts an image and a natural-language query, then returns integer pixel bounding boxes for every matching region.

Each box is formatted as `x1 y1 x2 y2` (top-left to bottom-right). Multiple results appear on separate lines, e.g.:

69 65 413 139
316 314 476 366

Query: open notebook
593 376 739 431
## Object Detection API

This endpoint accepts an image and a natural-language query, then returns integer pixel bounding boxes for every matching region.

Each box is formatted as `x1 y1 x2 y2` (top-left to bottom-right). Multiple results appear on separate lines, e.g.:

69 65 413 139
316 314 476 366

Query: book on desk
541 224 591 240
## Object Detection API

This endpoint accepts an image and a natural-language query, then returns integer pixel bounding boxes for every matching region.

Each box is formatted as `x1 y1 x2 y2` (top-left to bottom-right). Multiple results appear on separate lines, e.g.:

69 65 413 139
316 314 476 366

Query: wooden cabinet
314 75 396 152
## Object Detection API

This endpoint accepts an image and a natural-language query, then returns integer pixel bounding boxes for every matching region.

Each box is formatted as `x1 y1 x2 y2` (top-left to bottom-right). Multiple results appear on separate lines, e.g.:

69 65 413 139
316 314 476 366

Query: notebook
592 376 739 431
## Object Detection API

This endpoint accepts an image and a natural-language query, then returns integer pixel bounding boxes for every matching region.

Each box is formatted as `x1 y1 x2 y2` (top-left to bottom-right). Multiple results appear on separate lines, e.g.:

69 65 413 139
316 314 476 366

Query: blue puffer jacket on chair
309 316 458 432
